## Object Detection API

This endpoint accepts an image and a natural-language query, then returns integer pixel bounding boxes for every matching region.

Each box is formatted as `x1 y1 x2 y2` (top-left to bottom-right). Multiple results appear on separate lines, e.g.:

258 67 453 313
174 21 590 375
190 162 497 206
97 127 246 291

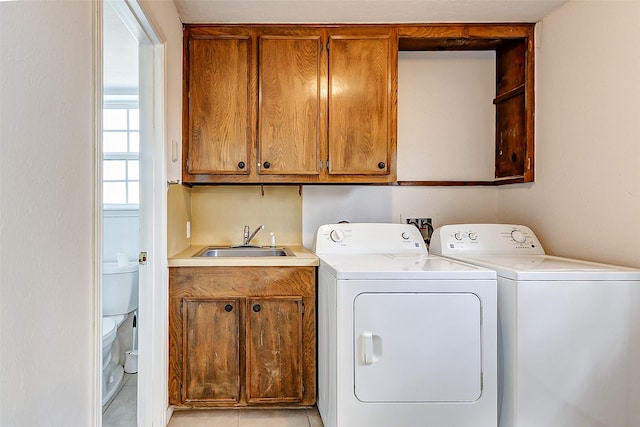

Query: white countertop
168 244 319 267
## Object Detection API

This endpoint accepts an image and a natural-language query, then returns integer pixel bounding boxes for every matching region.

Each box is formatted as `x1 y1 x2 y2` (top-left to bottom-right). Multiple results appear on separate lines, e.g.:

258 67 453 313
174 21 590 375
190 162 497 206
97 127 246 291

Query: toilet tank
103 262 139 315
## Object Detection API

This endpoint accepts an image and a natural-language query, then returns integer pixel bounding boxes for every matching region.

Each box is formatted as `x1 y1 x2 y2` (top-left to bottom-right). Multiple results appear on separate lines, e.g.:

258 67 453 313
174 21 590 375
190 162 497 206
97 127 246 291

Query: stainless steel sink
193 246 294 257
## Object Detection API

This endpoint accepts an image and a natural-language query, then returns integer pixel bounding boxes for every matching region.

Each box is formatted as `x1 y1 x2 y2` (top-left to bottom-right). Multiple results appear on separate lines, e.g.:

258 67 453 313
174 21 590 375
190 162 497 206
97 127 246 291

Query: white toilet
102 261 138 408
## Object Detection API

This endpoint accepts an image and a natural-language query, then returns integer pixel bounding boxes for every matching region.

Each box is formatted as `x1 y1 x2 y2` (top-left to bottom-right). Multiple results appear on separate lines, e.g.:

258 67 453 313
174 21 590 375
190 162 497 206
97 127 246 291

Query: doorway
99 0 164 426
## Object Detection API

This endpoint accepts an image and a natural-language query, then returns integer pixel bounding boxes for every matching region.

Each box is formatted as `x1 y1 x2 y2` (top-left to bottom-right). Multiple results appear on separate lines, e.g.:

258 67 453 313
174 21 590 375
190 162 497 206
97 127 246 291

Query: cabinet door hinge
180 383 183 399
326 160 330 171
302 302 305 315
180 300 183 315
326 41 330 51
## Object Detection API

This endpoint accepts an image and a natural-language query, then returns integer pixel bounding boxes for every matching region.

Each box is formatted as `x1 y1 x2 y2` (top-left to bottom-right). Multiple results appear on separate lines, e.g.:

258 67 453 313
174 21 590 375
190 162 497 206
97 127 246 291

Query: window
103 98 139 208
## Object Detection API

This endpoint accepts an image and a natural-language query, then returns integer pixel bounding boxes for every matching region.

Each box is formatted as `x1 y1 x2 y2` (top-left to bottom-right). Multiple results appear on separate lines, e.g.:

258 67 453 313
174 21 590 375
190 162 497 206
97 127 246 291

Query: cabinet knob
224 304 233 312
237 161 245 169
378 161 386 169
262 161 270 169
252 304 261 313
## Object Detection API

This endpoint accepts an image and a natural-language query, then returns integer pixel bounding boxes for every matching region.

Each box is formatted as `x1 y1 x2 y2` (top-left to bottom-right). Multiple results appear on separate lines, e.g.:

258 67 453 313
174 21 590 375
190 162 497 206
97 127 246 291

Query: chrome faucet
243 224 264 246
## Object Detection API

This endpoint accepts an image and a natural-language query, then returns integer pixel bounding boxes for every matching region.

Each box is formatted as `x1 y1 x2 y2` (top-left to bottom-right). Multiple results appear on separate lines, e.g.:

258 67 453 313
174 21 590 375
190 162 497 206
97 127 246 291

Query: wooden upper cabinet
182 24 533 186
258 32 324 176
183 25 397 184
397 24 534 185
327 30 397 180
183 27 254 181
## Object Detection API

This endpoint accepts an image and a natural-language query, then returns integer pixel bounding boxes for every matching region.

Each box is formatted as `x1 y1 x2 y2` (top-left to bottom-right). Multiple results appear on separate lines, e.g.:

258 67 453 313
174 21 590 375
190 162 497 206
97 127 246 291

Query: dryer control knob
469 232 478 240
454 232 464 241
401 232 410 240
511 229 526 243
329 229 345 242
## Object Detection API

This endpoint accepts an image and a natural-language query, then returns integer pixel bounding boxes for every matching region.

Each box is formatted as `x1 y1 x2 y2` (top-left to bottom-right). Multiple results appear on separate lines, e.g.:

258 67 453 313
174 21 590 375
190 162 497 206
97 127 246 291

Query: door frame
96 1 168 425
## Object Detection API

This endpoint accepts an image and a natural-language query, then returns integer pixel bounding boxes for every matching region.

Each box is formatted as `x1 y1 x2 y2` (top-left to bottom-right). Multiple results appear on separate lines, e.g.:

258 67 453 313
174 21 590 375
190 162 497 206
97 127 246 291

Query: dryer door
354 292 482 402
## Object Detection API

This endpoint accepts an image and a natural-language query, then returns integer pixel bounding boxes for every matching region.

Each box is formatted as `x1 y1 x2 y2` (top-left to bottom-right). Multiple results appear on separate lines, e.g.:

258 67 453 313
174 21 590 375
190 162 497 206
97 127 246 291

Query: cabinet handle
252 303 261 313
262 161 270 169
378 162 386 169
237 161 245 169
224 304 233 312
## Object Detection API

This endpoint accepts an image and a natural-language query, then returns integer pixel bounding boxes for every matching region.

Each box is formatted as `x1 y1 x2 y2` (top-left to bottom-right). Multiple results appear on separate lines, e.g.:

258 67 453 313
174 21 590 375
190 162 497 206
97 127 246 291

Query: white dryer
313 223 498 427
430 224 640 427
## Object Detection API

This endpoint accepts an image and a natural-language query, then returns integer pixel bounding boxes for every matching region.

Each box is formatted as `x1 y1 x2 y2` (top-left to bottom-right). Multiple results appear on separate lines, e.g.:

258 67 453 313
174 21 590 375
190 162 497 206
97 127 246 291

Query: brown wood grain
169 266 315 408
258 32 323 176
327 31 394 177
495 94 526 179
187 35 251 174
246 297 303 403
183 298 241 403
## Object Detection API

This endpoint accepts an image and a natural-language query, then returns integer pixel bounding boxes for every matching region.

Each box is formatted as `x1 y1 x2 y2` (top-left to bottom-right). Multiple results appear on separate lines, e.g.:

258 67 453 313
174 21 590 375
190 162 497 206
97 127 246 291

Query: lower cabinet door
183 298 241 403
246 296 304 403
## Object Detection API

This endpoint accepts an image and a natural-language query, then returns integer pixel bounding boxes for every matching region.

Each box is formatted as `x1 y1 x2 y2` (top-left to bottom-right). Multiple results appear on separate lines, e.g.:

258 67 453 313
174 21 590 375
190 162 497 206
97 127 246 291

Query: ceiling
172 0 567 24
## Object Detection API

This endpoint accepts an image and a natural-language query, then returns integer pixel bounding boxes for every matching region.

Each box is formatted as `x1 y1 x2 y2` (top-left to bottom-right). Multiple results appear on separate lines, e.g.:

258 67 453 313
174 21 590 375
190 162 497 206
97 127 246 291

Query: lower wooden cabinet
169 266 316 408
182 298 241 403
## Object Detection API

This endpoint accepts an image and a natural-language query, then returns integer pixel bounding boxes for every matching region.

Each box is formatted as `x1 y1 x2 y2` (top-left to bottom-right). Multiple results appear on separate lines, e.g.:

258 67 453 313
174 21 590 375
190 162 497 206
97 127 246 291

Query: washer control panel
430 224 545 255
314 223 426 254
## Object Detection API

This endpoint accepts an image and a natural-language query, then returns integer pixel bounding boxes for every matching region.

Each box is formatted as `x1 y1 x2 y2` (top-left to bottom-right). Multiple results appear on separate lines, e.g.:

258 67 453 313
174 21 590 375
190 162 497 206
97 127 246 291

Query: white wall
497 0 640 267
104 211 140 263
398 51 496 181
302 186 498 248
0 2 96 426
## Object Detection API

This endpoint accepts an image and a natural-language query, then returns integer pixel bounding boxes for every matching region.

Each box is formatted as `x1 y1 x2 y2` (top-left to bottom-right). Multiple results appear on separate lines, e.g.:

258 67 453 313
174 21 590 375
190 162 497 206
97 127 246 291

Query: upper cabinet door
327 31 396 178
258 32 325 176
185 30 252 176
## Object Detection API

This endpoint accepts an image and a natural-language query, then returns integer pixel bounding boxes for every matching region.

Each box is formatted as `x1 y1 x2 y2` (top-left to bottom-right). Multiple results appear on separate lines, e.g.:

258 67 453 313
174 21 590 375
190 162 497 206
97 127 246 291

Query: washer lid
452 254 640 281
318 253 496 280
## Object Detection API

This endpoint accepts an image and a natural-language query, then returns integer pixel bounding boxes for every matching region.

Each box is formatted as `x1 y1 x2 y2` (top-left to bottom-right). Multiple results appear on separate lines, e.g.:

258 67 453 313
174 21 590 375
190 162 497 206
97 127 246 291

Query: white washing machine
430 224 640 427
313 223 498 427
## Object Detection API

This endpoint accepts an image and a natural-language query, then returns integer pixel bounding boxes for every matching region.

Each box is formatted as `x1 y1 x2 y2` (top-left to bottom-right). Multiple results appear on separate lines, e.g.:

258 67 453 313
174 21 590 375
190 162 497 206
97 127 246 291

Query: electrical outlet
405 217 433 245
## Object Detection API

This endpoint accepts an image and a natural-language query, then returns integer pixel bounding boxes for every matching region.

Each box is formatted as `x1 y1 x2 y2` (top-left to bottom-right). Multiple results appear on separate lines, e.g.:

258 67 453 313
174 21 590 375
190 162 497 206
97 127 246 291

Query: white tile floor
168 407 324 427
102 374 324 427
103 373 137 427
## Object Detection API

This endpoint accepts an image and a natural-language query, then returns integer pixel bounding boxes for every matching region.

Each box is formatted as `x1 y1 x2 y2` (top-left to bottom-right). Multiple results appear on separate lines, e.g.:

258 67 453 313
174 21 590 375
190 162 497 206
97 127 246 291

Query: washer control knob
401 232 410 240
329 229 345 242
511 229 526 243
454 232 464 241
469 232 478 240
